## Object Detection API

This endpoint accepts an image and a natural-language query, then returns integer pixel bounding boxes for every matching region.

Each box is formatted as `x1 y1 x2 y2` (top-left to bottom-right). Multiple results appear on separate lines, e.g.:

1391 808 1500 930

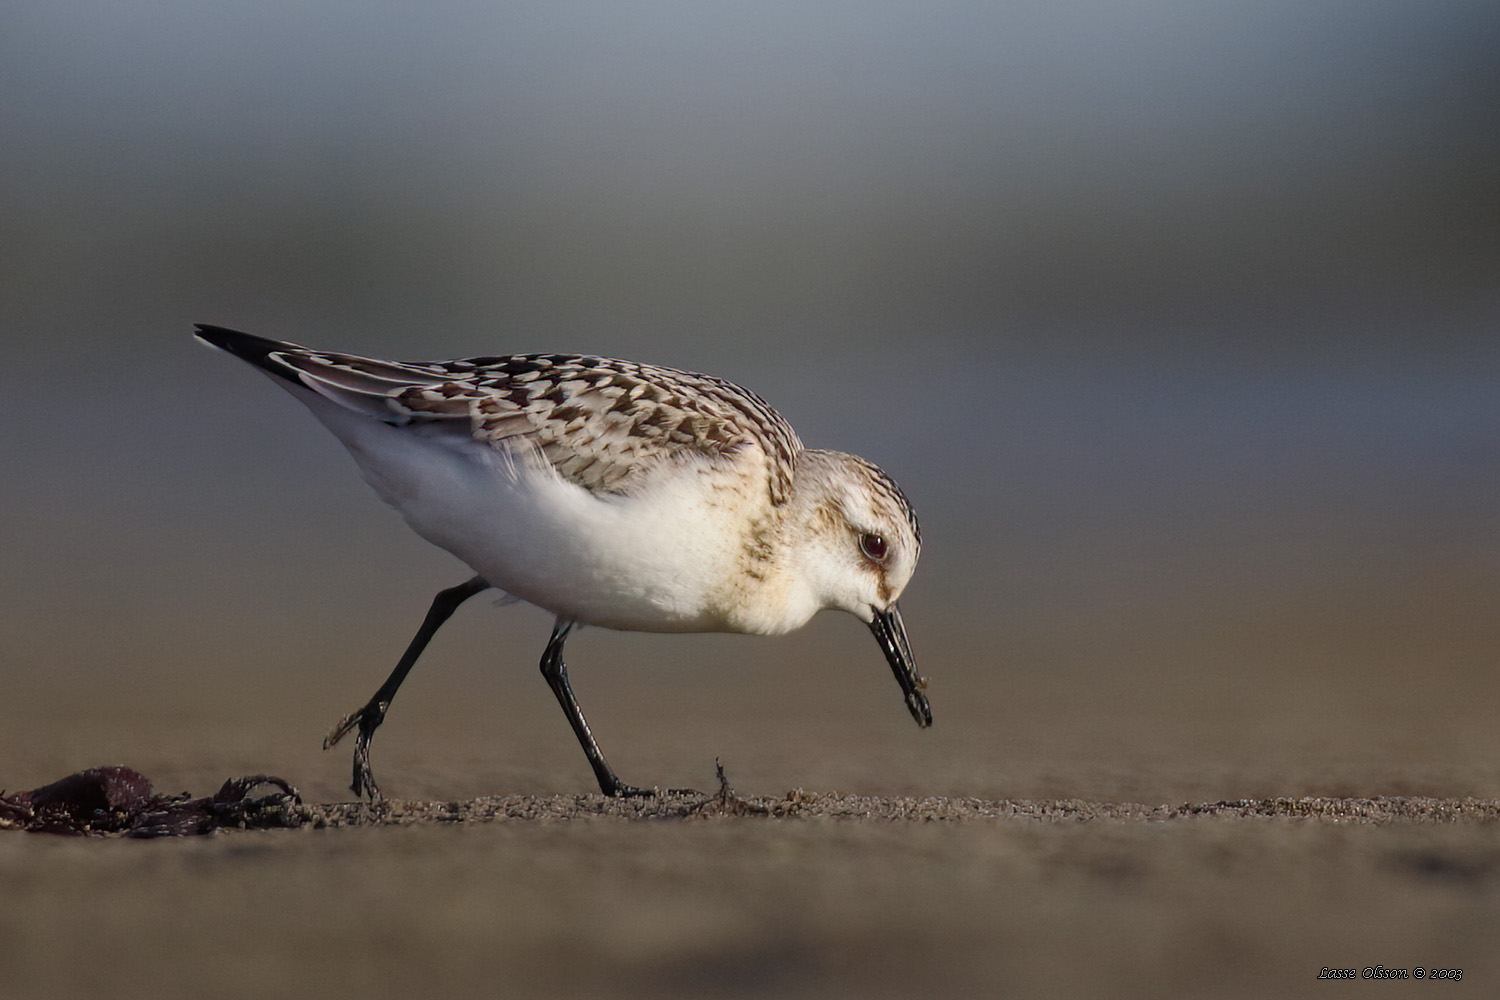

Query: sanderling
195 324 928 799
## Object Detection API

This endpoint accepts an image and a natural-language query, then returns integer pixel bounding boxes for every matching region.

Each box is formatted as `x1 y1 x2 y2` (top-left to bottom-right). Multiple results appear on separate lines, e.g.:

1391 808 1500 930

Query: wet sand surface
5 600 1500 1000
3 785 1497 999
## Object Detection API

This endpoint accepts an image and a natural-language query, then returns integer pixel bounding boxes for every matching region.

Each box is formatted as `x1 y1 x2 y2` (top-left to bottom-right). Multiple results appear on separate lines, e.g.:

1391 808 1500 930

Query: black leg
324 575 490 801
540 619 652 798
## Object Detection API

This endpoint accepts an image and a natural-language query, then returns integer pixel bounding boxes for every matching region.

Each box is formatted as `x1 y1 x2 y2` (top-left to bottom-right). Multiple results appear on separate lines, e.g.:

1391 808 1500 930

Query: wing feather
215 336 803 503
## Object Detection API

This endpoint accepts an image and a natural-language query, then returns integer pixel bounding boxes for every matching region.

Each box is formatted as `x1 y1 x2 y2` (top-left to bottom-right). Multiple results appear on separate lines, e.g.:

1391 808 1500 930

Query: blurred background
3 0 1499 803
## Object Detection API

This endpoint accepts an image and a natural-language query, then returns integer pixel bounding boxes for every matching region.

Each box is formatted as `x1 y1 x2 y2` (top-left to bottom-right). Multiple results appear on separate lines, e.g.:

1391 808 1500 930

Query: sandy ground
5 510 1500 999
1 783 1496 999
5 603 1500 1000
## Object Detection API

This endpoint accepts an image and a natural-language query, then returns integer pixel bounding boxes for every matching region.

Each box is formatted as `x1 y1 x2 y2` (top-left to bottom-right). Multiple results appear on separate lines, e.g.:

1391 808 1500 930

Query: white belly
304 393 756 632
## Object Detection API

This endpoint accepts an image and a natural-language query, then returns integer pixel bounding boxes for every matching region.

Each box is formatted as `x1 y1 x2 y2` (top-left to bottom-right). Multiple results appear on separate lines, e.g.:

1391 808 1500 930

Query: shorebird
195 325 928 799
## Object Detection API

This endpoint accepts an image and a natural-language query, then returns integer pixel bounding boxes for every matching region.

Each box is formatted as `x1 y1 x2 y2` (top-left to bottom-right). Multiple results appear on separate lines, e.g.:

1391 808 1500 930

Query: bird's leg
324 575 490 801
540 619 652 798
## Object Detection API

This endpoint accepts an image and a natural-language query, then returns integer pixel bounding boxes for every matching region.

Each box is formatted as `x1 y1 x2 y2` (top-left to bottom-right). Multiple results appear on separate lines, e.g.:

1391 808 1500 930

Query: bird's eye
858 532 889 562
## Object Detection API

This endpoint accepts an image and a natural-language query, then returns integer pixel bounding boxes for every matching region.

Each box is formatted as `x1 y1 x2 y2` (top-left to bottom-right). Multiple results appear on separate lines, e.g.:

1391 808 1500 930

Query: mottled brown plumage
272 348 804 504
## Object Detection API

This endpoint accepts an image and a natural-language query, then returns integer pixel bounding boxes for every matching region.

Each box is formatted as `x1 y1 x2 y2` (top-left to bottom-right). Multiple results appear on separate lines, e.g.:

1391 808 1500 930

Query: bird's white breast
301 388 773 632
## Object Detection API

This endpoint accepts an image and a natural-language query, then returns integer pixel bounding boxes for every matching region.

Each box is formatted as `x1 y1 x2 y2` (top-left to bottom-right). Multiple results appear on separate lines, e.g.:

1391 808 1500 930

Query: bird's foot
602 778 655 798
322 702 387 802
